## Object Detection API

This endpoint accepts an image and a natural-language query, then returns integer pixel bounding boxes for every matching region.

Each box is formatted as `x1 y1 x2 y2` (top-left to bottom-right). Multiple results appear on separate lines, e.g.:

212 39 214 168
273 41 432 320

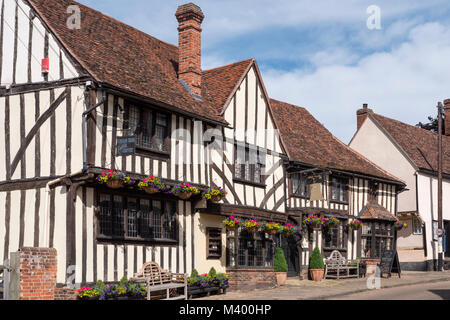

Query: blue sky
78 0 450 143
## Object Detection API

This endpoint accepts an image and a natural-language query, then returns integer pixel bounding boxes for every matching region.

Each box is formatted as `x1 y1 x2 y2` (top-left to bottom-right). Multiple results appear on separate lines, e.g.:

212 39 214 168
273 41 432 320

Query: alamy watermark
367 5 382 30
67 5 81 30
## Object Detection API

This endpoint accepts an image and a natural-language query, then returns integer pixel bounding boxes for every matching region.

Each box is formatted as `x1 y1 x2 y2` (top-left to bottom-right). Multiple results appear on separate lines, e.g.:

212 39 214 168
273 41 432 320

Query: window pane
128 105 140 136
256 241 263 266
139 199 151 239
265 240 273 267
127 198 138 238
361 236 372 258
140 110 152 149
238 239 246 266
112 195 124 237
152 200 162 238
99 194 112 236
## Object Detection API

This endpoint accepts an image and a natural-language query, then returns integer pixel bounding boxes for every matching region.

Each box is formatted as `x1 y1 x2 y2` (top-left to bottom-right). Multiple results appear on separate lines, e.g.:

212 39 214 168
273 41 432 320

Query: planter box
185 284 228 299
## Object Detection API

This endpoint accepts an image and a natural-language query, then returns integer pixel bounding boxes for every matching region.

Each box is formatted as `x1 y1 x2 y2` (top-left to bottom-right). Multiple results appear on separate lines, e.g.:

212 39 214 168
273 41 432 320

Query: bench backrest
138 262 172 285
325 250 347 267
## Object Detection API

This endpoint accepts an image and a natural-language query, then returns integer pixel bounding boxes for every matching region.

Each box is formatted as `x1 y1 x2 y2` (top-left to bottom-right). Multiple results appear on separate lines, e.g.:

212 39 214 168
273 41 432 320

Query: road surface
329 280 450 300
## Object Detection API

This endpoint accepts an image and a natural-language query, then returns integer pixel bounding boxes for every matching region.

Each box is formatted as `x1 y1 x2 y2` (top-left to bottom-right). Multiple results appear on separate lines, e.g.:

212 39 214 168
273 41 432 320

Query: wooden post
8 252 20 300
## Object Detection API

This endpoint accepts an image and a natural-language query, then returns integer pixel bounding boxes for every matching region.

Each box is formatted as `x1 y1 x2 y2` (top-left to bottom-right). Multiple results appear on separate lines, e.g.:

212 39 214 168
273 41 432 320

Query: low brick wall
19 247 57 300
227 268 277 291
54 287 78 300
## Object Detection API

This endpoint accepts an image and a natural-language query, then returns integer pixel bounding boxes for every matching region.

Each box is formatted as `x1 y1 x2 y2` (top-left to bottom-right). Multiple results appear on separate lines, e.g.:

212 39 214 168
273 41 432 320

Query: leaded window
234 144 265 184
361 221 394 258
126 104 169 152
97 193 177 242
323 219 347 250
330 177 348 203
291 173 309 197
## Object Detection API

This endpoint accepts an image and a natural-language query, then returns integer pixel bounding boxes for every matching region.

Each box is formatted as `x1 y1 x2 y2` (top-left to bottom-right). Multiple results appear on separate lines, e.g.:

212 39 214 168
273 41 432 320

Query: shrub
191 268 199 278
273 247 288 272
208 267 217 277
309 247 324 270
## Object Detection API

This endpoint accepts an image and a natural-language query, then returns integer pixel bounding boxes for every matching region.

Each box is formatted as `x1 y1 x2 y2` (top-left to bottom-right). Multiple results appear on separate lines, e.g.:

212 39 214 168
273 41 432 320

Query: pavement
196 271 450 300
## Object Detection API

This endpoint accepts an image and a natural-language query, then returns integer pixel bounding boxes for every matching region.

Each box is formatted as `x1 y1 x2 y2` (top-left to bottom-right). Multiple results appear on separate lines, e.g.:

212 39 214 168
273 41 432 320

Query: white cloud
264 22 450 143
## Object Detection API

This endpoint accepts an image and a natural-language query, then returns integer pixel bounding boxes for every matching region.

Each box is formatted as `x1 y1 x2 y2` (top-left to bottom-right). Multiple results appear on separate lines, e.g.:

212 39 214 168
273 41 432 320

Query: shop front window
361 221 394 258
227 230 274 268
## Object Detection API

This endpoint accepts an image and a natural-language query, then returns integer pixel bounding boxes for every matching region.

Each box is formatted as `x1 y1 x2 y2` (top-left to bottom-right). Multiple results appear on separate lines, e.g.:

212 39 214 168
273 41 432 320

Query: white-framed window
413 218 423 235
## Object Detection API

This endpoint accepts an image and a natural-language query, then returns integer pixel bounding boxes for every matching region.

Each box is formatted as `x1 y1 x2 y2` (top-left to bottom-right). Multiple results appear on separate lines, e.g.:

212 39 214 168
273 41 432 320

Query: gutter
82 86 107 172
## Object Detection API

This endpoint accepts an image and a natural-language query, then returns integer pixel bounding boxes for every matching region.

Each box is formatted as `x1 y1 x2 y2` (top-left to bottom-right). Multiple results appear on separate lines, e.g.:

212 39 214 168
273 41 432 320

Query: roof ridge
202 58 254 73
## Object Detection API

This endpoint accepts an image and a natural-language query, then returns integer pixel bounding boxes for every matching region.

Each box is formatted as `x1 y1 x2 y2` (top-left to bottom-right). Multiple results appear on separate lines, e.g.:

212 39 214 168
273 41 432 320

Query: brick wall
54 286 78 300
19 247 57 300
227 268 277 292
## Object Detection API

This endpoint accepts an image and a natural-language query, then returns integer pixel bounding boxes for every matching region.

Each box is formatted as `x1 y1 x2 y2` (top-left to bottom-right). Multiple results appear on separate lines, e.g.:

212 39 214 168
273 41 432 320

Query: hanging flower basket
324 216 339 227
263 222 282 236
281 223 298 237
347 219 363 230
138 176 165 194
203 186 227 202
394 221 407 230
243 219 260 233
303 216 325 230
222 216 241 232
170 184 199 200
96 170 134 189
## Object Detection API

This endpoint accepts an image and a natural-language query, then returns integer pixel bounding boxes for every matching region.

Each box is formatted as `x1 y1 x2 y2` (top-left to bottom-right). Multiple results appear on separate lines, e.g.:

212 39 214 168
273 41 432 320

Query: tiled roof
371 113 450 174
359 200 397 221
202 59 254 113
270 99 403 183
27 0 226 125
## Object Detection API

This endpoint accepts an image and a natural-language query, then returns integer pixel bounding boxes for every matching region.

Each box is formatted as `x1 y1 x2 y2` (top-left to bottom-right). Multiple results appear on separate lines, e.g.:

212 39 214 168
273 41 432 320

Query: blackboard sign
379 250 401 278
117 136 136 156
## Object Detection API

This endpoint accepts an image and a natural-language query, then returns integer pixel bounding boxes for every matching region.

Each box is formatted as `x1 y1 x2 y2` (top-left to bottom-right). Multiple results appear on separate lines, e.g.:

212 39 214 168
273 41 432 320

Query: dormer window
330 177 348 203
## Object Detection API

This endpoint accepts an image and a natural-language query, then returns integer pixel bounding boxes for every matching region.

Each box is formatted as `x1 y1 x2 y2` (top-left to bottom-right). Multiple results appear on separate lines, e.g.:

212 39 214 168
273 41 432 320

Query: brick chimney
444 99 450 136
175 3 204 98
356 103 373 130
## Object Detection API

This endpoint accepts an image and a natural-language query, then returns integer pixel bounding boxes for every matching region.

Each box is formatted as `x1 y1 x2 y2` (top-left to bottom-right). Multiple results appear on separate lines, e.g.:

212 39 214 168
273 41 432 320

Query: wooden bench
130 262 187 300
324 250 359 280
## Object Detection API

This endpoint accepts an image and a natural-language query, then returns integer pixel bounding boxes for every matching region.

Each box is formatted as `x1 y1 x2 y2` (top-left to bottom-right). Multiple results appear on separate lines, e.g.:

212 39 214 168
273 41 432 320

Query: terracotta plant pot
143 186 159 194
106 179 122 189
275 272 287 286
177 192 192 200
310 269 324 282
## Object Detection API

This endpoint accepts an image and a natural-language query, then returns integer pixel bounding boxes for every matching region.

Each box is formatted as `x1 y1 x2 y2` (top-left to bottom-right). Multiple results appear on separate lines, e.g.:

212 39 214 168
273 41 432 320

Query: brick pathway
196 271 450 300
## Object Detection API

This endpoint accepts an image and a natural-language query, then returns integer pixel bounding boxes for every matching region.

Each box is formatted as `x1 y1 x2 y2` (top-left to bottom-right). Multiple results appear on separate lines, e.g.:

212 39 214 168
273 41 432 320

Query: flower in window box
262 222 282 235
303 215 325 229
324 216 339 227
281 223 299 237
170 183 199 200
77 286 100 300
202 186 227 202
138 176 165 194
96 169 135 189
346 219 363 230
243 219 260 233
394 221 407 230
222 216 241 231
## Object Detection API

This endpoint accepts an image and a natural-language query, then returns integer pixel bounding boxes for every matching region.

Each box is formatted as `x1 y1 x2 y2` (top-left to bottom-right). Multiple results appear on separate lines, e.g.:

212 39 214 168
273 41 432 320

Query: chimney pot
175 3 204 98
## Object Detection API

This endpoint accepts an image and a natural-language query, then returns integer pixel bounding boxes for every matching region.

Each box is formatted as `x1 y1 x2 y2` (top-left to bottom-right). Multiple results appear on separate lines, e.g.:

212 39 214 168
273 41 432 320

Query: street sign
117 136 136 156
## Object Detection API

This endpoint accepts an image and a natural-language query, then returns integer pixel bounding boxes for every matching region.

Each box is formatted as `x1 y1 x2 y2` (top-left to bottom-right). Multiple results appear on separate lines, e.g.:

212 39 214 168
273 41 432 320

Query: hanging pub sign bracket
117 135 136 156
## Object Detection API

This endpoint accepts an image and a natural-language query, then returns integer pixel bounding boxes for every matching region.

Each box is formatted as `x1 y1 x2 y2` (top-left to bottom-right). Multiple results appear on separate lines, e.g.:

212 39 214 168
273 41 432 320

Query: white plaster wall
350 116 417 212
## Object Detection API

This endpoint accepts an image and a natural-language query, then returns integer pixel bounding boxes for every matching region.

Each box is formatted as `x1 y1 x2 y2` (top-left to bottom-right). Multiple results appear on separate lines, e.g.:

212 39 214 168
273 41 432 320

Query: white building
349 104 450 270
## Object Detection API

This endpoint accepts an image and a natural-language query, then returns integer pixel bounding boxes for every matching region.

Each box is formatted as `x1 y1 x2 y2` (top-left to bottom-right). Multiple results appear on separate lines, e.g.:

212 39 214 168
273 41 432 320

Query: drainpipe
82 86 107 172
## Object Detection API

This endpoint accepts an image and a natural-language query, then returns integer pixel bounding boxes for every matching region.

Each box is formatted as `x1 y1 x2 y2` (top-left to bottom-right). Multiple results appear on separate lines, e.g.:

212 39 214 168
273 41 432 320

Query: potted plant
281 222 298 237
222 216 242 232
203 186 228 202
394 221 407 230
263 222 282 236
138 176 165 194
347 219 363 230
96 169 135 189
243 219 260 233
324 216 339 227
303 215 325 230
274 247 288 286
170 183 199 200
309 247 325 282
77 286 100 300
359 260 367 278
